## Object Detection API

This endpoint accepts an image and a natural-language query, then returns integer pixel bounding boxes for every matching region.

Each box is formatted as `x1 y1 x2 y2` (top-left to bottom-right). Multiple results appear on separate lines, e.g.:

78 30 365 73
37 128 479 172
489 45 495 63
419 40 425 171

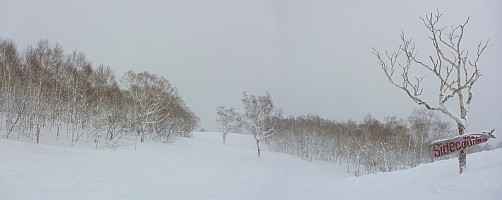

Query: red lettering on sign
434 144 441 157
455 141 461 150
431 133 496 158
468 137 473 147
442 143 448 155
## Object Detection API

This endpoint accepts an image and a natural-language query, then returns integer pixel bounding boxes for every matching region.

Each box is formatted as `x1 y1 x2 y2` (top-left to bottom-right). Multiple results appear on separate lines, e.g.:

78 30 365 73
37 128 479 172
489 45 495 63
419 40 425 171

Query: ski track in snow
1 132 501 200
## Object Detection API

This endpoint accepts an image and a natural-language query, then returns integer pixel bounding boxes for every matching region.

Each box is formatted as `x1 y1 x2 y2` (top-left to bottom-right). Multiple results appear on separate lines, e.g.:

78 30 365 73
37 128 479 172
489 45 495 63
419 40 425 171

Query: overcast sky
1 0 500 137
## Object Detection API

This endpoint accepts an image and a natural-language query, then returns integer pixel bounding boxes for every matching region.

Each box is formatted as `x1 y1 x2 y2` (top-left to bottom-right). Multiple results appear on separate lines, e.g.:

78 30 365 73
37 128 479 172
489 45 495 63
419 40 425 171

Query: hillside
1 132 501 200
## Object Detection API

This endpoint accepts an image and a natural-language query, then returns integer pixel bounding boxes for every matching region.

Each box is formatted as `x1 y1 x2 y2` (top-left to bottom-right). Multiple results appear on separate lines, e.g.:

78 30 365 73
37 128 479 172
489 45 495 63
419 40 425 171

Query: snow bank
286 149 502 200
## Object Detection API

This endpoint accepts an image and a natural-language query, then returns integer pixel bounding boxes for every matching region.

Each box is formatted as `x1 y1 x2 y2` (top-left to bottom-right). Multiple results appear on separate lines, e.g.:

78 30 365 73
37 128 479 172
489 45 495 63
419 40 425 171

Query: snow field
1 132 501 200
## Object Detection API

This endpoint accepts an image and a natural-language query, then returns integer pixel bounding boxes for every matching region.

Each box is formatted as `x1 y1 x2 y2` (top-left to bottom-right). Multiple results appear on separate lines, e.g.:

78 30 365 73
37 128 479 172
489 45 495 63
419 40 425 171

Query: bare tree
242 92 282 158
0 39 22 138
216 106 242 145
373 11 488 174
408 108 453 164
121 71 176 142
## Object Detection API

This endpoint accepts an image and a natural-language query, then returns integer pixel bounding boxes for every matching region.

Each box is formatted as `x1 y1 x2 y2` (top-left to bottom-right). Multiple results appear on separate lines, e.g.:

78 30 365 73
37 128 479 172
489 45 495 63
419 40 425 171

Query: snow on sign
430 129 496 158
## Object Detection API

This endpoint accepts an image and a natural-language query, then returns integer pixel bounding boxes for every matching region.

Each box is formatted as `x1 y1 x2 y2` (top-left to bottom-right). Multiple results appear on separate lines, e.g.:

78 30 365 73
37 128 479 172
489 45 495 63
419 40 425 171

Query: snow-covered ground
1 132 501 200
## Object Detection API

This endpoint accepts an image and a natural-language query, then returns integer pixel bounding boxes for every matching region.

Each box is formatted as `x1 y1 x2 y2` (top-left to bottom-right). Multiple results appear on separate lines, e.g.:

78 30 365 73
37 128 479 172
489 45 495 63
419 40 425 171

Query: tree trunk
256 139 261 158
458 123 466 174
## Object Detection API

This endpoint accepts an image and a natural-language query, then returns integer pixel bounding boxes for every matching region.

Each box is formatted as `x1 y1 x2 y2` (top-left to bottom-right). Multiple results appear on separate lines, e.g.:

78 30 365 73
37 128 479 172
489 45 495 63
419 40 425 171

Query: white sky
1 0 500 137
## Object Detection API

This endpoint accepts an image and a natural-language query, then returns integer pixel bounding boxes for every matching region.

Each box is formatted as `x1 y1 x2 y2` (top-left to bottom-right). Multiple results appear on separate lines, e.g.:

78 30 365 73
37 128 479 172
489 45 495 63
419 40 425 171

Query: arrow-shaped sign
429 129 496 158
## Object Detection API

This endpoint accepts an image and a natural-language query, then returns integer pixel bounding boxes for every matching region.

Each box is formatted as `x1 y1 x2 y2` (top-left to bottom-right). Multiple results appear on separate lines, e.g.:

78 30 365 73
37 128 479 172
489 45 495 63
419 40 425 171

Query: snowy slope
287 148 502 200
1 132 501 200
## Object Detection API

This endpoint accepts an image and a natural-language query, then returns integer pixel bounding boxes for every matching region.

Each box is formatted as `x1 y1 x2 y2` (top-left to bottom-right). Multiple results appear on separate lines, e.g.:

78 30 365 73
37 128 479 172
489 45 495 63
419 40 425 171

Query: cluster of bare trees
217 92 282 158
268 110 456 176
0 39 198 146
218 92 489 176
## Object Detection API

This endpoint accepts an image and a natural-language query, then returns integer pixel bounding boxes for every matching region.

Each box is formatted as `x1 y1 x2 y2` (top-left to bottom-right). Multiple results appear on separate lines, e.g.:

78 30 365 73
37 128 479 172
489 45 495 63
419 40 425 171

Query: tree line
218 92 495 176
0 39 199 146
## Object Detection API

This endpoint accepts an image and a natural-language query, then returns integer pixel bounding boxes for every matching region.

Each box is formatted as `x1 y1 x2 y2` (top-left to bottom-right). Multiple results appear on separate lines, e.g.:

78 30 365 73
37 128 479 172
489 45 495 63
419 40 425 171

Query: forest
0 39 199 146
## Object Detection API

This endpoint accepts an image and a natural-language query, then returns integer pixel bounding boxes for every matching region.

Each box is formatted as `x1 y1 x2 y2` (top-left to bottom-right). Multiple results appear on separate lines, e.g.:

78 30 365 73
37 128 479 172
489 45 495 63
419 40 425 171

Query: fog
1 0 500 137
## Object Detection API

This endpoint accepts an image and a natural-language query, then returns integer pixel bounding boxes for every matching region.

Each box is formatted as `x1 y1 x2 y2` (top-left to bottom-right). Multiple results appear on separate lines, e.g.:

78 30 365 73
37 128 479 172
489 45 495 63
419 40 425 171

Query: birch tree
372 11 488 174
65 51 93 144
121 71 179 142
407 108 436 165
0 39 23 138
0 38 198 145
216 106 242 145
242 92 282 158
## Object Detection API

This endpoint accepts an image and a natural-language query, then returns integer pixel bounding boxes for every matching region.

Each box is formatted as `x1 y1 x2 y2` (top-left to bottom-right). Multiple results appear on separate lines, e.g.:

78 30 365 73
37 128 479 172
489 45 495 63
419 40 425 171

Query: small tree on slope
372 11 488 174
216 106 242 145
242 92 282 158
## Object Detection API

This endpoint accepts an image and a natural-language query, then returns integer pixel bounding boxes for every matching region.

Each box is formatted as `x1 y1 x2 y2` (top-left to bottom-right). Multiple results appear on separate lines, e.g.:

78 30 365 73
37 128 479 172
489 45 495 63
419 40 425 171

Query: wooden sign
430 129 496 158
